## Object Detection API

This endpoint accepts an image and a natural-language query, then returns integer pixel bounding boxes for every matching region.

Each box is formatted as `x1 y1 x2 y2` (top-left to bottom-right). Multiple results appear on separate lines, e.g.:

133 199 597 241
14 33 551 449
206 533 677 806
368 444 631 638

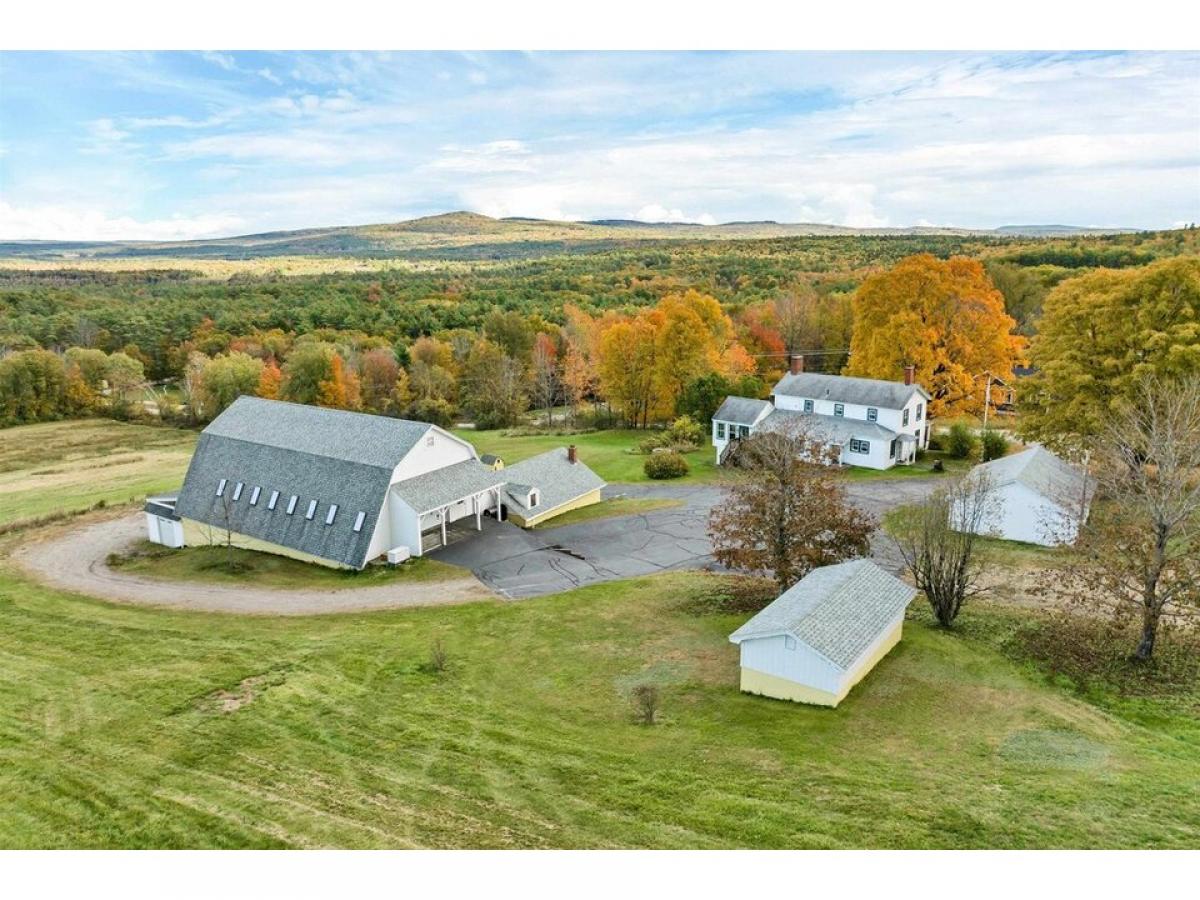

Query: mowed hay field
0 417 1198 848
0 420 196 528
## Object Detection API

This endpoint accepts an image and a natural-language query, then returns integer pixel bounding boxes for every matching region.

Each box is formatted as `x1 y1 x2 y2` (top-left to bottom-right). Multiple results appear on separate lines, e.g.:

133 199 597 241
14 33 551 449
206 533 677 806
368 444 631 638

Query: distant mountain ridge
0 210 1142 261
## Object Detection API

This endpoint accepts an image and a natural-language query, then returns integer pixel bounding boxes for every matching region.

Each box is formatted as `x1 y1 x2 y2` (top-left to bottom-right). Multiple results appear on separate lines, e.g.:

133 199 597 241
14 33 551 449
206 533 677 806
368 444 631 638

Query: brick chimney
567 444 577 464
904 364 916 386
789 354 804 375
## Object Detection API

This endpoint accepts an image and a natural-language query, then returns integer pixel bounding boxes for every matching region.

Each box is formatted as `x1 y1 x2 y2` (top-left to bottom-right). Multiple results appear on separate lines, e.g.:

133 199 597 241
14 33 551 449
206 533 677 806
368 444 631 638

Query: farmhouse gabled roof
968 445 1094 508
729 559 916 670
773 372 930 410
174 397 442 568
501 448 606 514
713 396 773 426
758 408 898 443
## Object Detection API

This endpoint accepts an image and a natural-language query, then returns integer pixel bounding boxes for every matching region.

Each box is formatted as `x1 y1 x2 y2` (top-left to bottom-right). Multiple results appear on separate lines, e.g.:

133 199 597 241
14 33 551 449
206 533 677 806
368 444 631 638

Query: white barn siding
391 427 476 481
969 481 1080 546
738 634 842 695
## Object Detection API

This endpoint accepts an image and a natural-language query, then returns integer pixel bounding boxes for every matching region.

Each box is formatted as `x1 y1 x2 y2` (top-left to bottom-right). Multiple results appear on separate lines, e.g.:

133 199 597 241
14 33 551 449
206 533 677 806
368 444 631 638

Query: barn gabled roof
967 445 1094 508
772 372 930 409
729 559 916 670
174 397 441 568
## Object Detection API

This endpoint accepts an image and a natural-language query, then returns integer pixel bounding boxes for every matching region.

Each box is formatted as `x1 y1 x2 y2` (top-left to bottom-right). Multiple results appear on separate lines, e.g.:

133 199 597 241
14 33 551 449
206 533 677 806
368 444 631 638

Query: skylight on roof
249 486 261 506
232 482 244 501
216 478 227 497
325 504 338 525
268 490 279 510
353 511 366 533
286 495 298 515
305 499 318 520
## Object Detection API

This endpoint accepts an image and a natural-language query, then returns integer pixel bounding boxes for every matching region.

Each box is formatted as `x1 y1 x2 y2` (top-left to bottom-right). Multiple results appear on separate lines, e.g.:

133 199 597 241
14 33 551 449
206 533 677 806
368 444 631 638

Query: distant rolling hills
0 210 1141 262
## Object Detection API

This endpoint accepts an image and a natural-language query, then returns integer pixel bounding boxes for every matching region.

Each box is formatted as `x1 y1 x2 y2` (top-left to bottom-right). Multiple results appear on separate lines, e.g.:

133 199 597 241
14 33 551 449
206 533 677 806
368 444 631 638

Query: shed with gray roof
729 559 916 707
955 445 1094 547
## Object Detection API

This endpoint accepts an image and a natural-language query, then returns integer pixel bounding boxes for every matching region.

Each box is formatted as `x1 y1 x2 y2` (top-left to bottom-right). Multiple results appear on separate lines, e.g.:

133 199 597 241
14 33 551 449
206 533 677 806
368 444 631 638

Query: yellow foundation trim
507 488 603 528
740 619 904 708
838 619 903 700
739 668 840 707
180 519 353 570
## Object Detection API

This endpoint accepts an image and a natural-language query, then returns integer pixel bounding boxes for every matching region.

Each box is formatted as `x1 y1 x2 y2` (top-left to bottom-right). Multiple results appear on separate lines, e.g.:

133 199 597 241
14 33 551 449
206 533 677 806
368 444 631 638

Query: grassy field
1 561 1198 849
844 449 975 481
0 419 197 528
453 427 720 484
110 542 463 589
532 497 685 529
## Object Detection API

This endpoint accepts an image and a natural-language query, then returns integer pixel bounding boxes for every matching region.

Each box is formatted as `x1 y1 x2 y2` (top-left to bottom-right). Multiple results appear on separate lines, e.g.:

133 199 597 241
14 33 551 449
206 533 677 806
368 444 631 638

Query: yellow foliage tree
597 310 666 428
845 254 1023 417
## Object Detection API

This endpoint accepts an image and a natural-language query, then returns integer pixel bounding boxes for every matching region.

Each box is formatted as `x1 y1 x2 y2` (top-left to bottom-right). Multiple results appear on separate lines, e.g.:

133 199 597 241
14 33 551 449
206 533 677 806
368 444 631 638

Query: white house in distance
729 559 917 708
142 396 605 569
712 356 932 471
954 445 1094 546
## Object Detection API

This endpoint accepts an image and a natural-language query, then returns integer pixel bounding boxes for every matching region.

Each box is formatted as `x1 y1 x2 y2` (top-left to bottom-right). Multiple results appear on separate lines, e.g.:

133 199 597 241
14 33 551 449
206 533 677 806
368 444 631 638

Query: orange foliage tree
845 254 1024 417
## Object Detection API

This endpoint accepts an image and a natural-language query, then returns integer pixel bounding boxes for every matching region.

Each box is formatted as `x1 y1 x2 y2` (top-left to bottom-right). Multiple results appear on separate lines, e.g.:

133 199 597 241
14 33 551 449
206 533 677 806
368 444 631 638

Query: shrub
980 429 1009 462
644 452 689 479
979 427 1008 460
945 423 978 459
631 684 660 725
420 638 449 674
666 415 705 447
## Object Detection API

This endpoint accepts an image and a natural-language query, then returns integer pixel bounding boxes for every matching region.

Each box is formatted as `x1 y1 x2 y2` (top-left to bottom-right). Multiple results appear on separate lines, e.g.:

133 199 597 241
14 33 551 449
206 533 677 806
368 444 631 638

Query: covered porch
389 459 508 557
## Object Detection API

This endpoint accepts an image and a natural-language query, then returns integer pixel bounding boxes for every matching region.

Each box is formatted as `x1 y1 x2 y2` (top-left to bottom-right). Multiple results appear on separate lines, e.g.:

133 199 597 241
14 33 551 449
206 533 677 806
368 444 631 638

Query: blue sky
0 50 1197 239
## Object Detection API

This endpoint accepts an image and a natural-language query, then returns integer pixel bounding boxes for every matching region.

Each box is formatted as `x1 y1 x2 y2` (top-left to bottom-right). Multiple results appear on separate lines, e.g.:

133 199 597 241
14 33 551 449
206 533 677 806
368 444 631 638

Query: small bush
666 415 705 447
420 638 449 674
945 423 978 459
631 684 660 725
980 429 1009 462
644 452 689 479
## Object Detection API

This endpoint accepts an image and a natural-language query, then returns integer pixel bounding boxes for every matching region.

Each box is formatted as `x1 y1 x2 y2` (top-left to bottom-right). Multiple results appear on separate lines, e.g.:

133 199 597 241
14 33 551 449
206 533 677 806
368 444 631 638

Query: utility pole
982 372 992 430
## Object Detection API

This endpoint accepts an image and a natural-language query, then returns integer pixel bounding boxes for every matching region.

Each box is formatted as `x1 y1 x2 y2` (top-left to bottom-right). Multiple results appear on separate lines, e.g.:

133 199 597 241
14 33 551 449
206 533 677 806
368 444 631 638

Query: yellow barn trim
505 487 603 528
180 519 353 570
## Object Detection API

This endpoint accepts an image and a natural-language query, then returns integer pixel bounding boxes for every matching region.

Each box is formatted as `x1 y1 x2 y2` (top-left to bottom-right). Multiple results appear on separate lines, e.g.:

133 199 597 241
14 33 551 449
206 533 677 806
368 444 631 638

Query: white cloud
0 202 245 242
634 204 716 225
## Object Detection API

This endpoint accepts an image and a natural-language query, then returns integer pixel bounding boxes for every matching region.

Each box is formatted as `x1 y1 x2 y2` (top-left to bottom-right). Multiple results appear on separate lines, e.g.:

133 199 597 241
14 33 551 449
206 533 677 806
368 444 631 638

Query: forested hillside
1 224 1197 436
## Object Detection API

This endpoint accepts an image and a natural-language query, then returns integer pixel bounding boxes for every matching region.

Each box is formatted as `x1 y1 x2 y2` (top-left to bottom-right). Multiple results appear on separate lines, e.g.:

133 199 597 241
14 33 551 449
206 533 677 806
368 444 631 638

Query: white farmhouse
142 397 604 569
954 445 1094 546
729 559 916 707
713 357 932 471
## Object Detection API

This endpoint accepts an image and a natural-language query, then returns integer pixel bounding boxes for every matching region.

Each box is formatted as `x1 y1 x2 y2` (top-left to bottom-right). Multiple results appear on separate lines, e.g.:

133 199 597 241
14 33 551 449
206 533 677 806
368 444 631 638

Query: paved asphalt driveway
436 478 940 598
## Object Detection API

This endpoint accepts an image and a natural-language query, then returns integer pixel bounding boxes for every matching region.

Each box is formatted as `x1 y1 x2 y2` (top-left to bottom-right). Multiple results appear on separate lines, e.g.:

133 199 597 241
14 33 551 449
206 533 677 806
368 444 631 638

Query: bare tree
892 473 997 627
708 420 875 592
631 684 660 725
1062 375 1200 660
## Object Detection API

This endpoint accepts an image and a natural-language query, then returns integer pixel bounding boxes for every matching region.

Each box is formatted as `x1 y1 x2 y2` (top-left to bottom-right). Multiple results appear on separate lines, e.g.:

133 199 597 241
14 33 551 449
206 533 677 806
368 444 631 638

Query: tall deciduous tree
846 254 1024 417
530 332 560 427
199 352 264 419
1058 375 1200 661
460 339 528 429
1020 257 1200 452
707 423 875 592
598 310 664 428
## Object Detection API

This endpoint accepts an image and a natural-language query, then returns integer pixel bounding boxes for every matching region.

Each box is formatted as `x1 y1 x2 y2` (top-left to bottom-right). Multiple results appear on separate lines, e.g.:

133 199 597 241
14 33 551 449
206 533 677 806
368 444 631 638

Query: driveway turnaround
11 513 494 616
438 478 940 598
12 476 941 611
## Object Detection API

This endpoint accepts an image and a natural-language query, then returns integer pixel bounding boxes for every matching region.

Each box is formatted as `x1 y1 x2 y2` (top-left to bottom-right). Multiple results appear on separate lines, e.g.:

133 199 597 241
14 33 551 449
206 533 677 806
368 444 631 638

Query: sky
0 50 1198 240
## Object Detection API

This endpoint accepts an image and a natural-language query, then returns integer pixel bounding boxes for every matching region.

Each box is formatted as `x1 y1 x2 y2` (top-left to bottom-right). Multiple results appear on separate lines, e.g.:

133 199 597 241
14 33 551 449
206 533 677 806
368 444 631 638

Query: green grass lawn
452 427 720 484
1 562 1197 849
844 450 975 480
532 497 685 529
0 419 197 528
109 542 464 589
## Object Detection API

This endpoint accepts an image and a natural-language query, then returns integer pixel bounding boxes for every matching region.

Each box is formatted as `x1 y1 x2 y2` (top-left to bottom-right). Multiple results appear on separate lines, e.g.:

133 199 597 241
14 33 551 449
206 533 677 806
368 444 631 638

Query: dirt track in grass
10 511 496 616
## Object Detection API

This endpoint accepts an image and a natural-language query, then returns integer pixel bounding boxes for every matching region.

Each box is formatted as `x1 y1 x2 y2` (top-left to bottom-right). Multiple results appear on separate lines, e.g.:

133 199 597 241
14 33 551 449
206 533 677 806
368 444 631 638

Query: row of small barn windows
215 479 366 533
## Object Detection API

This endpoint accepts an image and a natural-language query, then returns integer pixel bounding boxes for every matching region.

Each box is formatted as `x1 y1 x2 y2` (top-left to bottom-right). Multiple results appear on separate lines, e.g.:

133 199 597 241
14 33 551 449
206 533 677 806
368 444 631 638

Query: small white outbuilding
728 559 916 708
954 445 1094 547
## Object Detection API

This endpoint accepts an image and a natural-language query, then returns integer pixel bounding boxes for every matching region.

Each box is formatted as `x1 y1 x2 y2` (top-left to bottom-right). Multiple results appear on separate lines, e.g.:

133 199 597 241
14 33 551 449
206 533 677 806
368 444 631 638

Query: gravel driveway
11 513 494 616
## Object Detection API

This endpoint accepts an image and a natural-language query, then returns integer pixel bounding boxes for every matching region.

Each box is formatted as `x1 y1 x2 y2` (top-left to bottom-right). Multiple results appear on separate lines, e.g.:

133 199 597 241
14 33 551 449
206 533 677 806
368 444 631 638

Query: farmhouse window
867 407 878 422
834 403 844 417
